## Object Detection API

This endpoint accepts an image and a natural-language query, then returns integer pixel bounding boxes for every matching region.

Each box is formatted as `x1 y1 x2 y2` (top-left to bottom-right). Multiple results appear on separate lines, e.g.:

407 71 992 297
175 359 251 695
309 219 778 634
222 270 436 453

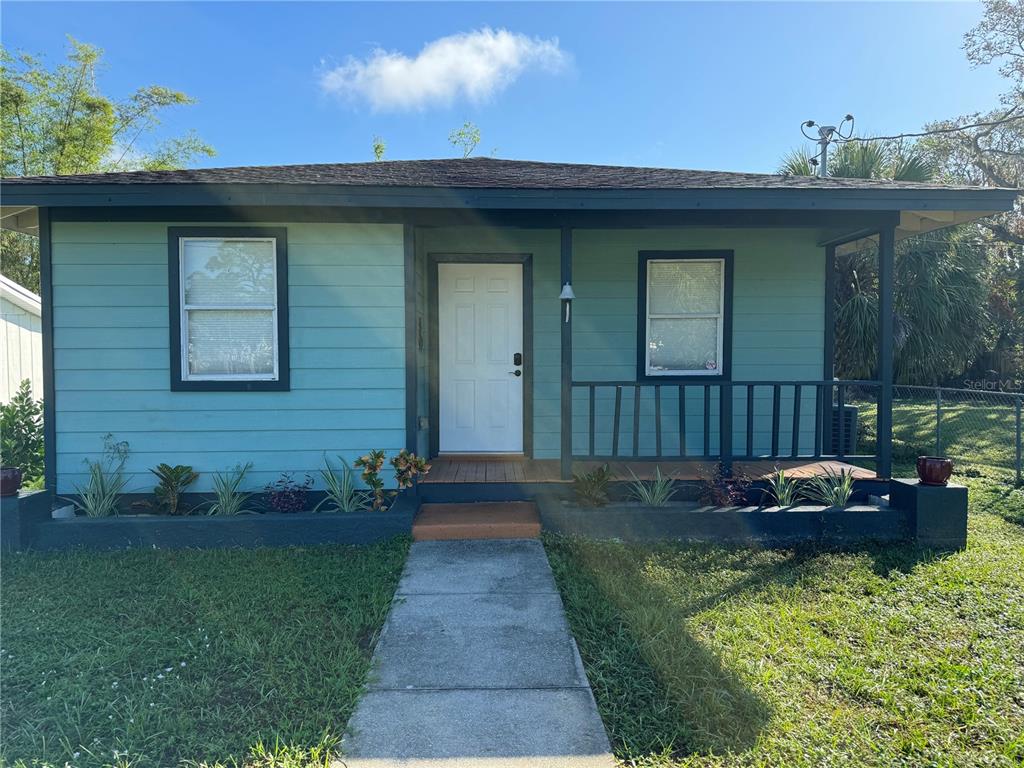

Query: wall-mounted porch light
559 282 575 323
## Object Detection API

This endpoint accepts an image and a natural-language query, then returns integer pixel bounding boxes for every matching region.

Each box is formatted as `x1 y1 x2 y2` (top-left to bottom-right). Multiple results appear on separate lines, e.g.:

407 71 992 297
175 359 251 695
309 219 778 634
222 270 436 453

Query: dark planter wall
1 490 53 551
29 510 413 551
18 493 418 552
537 497 910 546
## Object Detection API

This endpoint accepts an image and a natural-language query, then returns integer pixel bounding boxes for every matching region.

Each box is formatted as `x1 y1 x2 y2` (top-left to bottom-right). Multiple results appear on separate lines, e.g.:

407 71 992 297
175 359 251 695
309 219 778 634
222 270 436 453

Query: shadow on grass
546 536 782 760
546 534 952 764
858 539 940 577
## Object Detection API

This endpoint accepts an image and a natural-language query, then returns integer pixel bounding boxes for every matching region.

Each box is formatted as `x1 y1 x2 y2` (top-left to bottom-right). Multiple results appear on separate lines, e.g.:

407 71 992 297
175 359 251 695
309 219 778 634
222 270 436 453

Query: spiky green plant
572 464 613 507
315 455 369 513
626 466 678 506
764 467 800 507
778 146 816 176
66 434 130 517
207 462 254 516
801 468 856 509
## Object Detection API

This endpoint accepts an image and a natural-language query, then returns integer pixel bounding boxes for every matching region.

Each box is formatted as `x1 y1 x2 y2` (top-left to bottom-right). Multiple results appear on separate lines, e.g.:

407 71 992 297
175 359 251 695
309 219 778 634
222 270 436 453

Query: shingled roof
0 157 995 191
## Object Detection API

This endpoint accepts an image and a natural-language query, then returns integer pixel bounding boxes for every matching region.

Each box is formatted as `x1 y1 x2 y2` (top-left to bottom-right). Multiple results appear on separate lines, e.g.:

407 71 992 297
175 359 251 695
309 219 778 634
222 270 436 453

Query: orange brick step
412 502 541 541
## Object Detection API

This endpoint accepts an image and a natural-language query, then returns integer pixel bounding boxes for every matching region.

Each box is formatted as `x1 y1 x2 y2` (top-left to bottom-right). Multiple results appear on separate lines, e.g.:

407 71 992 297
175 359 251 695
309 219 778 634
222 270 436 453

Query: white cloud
320 28 568 111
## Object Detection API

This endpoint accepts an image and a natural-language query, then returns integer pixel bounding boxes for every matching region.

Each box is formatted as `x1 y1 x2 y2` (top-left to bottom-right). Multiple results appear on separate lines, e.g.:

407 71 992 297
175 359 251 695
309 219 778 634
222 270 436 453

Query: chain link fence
853 385 1022 481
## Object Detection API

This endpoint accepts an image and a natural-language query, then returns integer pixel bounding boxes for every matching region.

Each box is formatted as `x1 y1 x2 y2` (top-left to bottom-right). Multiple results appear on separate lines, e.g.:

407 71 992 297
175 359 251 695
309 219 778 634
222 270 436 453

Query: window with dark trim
637 250 733 381
168 227 289 391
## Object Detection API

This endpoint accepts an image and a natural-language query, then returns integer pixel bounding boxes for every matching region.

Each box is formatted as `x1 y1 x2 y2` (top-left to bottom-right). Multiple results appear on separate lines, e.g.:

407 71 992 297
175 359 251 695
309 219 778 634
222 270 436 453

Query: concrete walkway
342 539 615 768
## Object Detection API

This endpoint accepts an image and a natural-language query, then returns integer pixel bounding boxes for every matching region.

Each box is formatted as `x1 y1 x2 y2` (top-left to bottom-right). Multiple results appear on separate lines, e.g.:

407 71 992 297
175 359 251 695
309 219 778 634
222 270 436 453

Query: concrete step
412 502 541 541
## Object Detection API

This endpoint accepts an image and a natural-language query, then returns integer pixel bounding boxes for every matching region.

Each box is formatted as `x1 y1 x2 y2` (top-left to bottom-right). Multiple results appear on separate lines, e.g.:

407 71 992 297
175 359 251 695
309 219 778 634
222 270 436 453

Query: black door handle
509 370 522 377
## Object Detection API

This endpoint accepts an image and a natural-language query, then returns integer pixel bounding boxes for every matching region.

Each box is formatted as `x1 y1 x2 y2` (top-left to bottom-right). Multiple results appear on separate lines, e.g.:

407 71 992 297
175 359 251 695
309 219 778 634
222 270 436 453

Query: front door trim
428 252 533 459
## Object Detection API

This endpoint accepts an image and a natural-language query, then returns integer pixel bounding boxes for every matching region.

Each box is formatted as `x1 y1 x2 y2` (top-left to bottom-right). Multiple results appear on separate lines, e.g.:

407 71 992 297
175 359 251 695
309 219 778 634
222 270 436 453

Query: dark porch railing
570 379 881 471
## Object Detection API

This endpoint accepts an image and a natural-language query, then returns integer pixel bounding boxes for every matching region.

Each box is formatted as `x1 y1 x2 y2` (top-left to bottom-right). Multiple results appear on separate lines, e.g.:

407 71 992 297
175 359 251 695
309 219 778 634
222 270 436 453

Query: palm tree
778 138 987 384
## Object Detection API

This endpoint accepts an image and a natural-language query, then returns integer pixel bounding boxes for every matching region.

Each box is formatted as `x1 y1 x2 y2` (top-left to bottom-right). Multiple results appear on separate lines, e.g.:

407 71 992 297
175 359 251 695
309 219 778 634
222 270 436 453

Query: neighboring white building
1 274 42 401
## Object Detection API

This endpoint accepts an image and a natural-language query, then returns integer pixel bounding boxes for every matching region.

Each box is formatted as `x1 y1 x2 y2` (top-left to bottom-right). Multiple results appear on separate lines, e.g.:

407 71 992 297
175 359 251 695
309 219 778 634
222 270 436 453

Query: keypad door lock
513 352 523 366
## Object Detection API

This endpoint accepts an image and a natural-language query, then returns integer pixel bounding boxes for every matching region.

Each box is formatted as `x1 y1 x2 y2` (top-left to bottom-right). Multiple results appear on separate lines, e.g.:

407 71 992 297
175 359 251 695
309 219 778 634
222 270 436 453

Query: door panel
439 263 524 453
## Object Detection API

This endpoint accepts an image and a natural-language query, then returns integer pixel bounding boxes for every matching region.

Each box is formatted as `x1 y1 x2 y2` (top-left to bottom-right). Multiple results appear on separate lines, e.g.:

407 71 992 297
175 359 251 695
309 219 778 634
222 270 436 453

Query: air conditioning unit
830 405 859 455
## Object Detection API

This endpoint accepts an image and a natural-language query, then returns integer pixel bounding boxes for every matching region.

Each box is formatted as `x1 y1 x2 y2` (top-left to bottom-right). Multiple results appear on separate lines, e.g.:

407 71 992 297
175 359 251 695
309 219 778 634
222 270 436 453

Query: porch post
877 227 896 478
822 245 836 455
403 223 418 453
560 226 573 481
39 207 56 493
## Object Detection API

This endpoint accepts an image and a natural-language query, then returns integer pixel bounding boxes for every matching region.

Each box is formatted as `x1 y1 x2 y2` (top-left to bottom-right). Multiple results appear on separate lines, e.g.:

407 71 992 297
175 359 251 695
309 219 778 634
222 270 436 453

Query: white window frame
644 257 725 377
179 237 280 382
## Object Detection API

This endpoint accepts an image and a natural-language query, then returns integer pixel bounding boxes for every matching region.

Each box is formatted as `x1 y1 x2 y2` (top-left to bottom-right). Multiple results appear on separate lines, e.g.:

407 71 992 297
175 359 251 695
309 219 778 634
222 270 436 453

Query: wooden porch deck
422 456 876 484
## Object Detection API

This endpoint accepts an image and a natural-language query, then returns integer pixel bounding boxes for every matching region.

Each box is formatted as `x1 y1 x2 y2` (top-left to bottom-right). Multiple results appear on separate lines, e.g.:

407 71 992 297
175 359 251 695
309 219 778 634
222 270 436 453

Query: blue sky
1 1 1006 173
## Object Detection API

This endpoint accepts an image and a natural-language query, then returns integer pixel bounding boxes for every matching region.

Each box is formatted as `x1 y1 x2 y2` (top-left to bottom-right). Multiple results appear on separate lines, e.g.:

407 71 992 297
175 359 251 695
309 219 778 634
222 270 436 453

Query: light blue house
1 158 1016 497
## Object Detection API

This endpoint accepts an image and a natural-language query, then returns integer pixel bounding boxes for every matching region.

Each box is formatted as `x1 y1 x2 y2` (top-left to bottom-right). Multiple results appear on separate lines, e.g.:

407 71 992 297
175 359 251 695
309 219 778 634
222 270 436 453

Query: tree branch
845 111 1024 144
981 220 1024 247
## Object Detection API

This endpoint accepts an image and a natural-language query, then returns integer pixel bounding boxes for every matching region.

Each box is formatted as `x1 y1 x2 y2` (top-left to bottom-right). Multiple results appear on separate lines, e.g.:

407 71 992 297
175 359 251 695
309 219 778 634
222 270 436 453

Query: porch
412 222 900 483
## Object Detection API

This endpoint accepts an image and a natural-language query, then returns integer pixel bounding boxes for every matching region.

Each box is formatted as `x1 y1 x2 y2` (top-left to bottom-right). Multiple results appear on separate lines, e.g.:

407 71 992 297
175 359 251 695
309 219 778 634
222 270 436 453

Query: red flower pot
917 456 953 486
0 467 23 497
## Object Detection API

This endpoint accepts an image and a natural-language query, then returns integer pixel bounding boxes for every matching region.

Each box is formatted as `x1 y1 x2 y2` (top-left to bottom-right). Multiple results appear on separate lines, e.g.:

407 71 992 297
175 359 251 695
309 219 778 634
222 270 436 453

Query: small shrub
0 379 43 483
316 455 369 513
697 464 752 506
572 464 613 507
391 449 430 490
801 468 856 508
355 449 388 510
263 472 314 513
67 434 130 517
151 463 199 515
626 466 678 506
764 467 800 507
207 462 253 515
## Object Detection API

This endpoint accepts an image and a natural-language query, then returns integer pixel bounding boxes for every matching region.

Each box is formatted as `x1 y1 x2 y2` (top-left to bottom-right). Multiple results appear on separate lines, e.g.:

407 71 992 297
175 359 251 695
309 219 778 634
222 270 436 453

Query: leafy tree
0 37 214 291
918 0 1024 381
778 138 984 383
779 140 934 182
835 230 990 383
449 121 481 158
778 0 1023 384
919 0 1023 247
372 135 386 161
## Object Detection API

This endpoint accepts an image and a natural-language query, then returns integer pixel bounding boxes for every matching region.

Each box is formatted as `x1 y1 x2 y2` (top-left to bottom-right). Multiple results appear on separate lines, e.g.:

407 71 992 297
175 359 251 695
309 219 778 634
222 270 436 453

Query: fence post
935 388 943 457
1016 396 1022 485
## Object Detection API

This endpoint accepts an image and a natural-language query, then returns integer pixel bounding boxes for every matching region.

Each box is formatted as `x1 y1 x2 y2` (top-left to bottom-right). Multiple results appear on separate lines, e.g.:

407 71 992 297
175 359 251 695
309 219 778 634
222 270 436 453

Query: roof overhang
1 182 1018 243
0 274 41 315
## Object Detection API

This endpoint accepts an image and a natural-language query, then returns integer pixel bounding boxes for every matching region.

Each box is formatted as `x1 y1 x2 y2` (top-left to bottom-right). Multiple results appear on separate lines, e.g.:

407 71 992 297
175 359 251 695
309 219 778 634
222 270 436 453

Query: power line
844 112 1024 144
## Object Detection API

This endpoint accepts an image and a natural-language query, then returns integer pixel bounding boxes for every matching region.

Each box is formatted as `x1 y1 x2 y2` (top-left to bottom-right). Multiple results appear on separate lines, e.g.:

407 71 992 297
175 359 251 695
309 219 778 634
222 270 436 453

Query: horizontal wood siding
51 221 406 492
414 226 823 460
571 229 825 457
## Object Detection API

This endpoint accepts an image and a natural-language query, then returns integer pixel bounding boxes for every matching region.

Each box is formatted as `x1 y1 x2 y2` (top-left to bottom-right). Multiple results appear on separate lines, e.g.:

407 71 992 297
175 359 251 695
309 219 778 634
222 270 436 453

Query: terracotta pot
0 467 23 497
917 456 953 486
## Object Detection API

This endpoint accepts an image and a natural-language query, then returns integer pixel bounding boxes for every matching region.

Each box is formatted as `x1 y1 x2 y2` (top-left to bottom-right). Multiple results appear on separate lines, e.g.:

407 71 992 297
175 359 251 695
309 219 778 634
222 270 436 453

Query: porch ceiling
831 208 1006 254
0 205 39 235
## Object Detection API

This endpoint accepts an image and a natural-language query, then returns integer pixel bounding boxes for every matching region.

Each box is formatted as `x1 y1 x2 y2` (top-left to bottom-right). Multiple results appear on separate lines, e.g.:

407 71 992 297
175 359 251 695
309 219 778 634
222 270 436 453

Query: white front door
438 262 524 453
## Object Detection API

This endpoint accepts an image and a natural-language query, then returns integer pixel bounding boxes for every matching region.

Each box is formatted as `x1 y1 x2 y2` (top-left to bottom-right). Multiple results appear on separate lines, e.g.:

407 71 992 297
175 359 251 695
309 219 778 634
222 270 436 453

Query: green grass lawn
1 538 409 768
546 473 1024 767
855 398 1018 473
